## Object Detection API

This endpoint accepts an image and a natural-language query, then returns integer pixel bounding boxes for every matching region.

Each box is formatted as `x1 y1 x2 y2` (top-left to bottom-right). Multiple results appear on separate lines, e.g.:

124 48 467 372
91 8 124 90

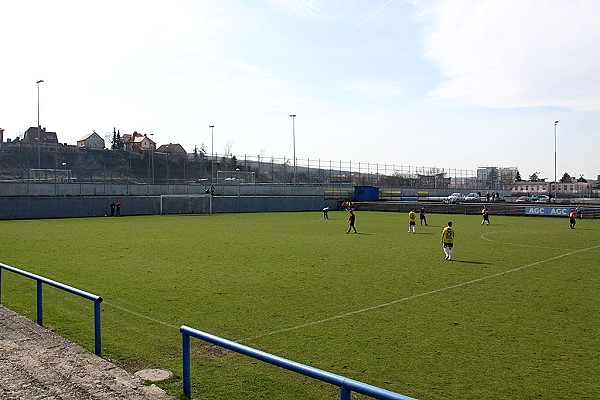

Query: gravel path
0 305 175 400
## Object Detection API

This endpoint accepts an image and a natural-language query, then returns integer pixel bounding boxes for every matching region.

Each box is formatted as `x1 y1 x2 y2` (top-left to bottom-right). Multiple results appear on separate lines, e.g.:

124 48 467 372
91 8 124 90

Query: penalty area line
241 244 600 343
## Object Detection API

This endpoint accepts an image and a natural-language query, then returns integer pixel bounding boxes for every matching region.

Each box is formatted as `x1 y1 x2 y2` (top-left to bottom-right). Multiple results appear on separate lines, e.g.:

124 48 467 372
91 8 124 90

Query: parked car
530 194 543 202
464 193 480 202
444 193 465 204
534 195 550 203
516 196 530 203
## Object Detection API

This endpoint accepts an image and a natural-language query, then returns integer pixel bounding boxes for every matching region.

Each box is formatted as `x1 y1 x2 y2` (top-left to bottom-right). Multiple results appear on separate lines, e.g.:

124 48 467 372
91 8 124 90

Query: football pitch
1 211 599 399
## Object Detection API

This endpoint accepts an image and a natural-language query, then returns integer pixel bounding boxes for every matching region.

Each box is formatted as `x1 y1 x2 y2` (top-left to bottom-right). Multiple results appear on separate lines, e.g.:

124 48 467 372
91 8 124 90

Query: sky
1 0 599 180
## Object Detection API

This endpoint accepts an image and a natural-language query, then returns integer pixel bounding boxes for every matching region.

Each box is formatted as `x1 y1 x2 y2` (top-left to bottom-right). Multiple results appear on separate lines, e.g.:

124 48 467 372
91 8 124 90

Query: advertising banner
525 206 570 217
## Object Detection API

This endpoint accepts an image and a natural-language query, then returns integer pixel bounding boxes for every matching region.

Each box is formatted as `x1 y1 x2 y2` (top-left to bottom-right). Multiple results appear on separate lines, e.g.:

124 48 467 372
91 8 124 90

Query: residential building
77 131 105 149
23 126 58 144
156 143 187 156
512 180 595 197
122 131 156 152
477 166 518 187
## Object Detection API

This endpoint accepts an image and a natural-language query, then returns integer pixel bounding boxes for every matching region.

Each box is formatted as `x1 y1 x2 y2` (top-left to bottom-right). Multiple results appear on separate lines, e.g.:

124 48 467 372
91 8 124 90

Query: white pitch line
480 232 565 250
480 232 600 252
100 244 599 342
103 301 179 330
241 244 600 342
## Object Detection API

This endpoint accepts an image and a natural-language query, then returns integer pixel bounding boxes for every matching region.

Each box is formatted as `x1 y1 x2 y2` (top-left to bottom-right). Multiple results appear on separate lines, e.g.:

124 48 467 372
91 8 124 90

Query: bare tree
223 141 233 157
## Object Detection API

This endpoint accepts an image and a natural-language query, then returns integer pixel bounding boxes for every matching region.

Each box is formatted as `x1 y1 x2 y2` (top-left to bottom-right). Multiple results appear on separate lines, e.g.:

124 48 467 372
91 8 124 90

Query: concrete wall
0 195 336 220
0 182 325 197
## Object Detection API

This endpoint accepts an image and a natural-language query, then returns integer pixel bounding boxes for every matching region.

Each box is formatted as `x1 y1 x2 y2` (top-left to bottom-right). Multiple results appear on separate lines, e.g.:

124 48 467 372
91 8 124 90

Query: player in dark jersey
347 210 357 233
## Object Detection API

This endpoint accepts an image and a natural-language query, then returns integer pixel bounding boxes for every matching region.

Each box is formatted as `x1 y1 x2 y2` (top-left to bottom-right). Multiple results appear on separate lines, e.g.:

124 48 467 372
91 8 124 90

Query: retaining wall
0 182 325 197
0 195 336 220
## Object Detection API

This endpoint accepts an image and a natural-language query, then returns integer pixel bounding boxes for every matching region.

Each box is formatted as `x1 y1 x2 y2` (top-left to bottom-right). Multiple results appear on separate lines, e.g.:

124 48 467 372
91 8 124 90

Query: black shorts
409 221 416 226
443 242 453 248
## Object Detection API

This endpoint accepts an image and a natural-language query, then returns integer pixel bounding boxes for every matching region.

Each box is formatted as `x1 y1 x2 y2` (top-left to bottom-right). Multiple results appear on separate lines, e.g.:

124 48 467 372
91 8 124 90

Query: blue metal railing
180 325 417 400
0 262 103 356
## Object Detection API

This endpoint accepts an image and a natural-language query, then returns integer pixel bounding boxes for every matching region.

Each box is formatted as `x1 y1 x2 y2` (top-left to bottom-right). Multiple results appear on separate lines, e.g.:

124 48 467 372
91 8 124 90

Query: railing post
182 330 191 398
0 267 3 303
36 279 43 325
340 383 352 400
94 300 102 356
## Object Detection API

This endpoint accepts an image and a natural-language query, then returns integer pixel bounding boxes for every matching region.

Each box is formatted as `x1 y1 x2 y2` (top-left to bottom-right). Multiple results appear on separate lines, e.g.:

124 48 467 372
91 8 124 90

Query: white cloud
419 0 600 111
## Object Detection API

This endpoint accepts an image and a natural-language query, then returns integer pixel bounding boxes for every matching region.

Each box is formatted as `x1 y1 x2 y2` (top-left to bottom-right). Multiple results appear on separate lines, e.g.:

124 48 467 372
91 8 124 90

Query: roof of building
79 131 103 141
23 126 59 143
156 143 186 153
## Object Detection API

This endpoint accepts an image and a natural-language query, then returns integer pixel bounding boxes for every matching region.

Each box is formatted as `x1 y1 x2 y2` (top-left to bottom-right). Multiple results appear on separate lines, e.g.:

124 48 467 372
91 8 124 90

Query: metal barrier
0 262 103 356
180 325 416 400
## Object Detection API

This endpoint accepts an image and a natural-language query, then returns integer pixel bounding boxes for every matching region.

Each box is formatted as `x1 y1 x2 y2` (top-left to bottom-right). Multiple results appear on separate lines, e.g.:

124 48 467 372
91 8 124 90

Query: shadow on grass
452 260 490 265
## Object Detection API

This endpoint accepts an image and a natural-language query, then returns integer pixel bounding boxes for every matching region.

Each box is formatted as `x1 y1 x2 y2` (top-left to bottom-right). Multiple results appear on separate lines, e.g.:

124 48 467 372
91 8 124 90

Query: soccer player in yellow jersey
441 221 454 260
481 206 490 225
408 210 416 233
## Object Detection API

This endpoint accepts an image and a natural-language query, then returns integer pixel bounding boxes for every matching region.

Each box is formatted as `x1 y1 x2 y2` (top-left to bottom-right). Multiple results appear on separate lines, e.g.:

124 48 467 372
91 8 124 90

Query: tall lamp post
36 79 44 169
150 133 155 184
209 125 215 183
554 120 559 202
289 114 296 184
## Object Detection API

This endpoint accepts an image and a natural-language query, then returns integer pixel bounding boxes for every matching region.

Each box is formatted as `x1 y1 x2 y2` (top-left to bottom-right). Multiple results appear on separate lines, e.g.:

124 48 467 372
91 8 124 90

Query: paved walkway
0 305 175 400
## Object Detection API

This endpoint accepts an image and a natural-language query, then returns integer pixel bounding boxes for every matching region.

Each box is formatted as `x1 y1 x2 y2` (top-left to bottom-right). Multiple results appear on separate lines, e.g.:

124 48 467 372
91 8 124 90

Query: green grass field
1 211 599 399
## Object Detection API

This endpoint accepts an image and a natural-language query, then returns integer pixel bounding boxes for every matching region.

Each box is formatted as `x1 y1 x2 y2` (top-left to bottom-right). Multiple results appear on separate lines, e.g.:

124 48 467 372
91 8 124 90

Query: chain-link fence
1 143 514 191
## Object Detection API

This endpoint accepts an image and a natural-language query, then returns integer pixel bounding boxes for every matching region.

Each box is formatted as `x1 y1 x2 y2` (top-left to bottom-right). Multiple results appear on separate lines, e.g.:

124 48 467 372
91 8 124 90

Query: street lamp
209 125 215 182
554 120 559 202
150 133 155 184
36 79 44 168
62 162 68 181
289 114 296 183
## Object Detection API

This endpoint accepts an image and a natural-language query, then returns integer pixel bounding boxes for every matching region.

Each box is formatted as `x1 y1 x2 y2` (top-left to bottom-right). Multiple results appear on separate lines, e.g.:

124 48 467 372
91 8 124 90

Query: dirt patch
193 342 235 359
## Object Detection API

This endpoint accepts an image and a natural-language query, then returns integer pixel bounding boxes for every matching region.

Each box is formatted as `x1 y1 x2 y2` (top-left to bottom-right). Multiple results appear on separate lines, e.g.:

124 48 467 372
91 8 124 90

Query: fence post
340 383 351 400
37 279 43 325
182 330 191 398
94 300 102 356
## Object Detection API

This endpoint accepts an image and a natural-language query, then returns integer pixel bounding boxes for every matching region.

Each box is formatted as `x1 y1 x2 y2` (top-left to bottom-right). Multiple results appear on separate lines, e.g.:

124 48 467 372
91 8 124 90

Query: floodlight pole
36 79 44 169
150 133 155 184
209 125 215 183
289 114 296 184
554 120 559 202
